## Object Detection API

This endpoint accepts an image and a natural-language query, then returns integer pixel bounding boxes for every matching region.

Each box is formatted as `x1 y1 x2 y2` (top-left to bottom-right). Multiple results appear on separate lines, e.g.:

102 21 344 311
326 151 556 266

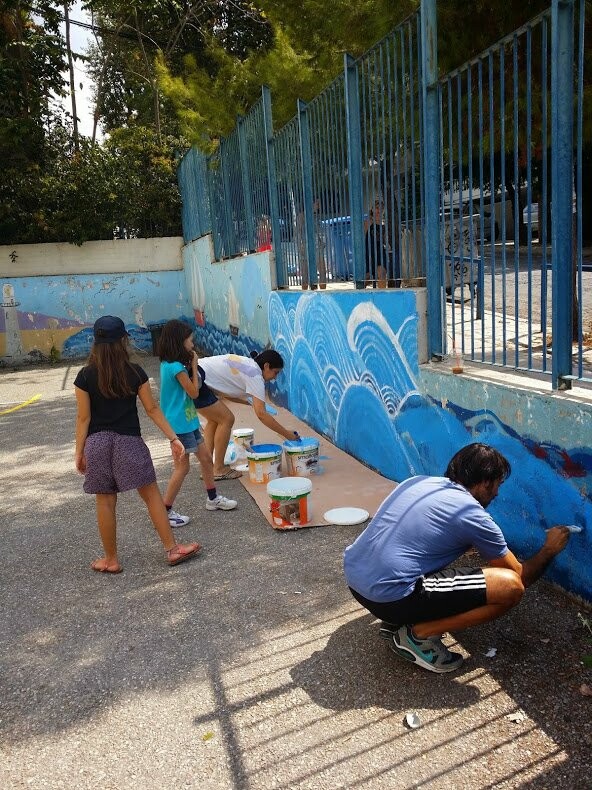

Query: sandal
91 559 123 574
214 469 243 480
167 542 201 566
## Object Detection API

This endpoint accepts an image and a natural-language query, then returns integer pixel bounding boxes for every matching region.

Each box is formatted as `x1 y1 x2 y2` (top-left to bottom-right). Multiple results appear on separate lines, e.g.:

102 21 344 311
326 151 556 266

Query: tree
0 1 67 167
158 0 418 142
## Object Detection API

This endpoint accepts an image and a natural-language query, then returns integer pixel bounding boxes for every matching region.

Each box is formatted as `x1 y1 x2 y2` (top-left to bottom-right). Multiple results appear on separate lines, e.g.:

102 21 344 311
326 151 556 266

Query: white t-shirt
199 354 266 401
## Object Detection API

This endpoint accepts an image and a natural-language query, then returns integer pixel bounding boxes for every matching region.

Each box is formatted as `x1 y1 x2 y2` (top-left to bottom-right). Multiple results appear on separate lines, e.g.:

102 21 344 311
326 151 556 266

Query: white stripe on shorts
423 574 486 592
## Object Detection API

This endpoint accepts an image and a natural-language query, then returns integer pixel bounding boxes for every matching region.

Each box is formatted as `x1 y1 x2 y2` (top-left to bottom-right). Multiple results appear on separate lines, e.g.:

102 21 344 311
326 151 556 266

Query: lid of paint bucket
323 507 369 526
246 443 282 459
283 437 319 452
233 428 255 437
267 477 313 498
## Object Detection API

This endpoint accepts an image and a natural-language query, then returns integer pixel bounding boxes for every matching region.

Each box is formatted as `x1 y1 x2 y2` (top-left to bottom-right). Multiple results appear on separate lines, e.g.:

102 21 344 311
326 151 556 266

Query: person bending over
194 350 300 479
343 443 571 674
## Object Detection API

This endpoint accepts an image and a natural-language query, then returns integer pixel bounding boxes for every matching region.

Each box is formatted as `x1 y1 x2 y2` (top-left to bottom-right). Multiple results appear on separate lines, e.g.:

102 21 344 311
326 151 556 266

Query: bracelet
170 437 178 443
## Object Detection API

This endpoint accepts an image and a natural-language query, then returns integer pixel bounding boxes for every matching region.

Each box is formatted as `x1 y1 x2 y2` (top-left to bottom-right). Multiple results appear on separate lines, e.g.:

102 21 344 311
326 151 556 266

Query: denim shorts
177 429 205 453
83 431 156 494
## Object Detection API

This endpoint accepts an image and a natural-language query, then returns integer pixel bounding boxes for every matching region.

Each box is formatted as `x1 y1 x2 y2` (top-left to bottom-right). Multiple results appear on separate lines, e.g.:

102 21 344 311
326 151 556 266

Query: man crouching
343 443 571 673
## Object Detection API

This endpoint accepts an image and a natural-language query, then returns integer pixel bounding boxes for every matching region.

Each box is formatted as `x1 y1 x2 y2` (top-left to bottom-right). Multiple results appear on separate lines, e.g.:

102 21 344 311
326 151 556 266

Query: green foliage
0 123 183 245
159 0 419 141
0 2 67 165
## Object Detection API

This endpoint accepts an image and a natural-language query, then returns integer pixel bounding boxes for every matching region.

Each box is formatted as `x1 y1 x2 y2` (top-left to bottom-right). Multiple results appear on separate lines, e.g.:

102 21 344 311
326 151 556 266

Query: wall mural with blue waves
270 290 592 601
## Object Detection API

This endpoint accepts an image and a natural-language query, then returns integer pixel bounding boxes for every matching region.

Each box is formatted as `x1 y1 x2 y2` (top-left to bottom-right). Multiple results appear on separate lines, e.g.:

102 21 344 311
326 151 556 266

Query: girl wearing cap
74 315 201 573
195 350 300 479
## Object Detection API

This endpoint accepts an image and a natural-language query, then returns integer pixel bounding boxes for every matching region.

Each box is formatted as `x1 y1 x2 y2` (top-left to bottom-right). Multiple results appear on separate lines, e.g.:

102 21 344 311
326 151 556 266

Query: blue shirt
343 476 508 602
159 361 199 434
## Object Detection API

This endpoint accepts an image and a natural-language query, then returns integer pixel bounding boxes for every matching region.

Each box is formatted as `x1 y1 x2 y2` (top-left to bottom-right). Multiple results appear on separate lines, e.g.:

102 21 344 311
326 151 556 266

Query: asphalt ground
1 356 592 790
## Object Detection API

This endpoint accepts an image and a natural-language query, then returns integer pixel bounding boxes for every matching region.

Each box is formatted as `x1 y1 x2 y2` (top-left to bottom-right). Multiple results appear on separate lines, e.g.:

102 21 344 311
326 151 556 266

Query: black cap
93 315 129 344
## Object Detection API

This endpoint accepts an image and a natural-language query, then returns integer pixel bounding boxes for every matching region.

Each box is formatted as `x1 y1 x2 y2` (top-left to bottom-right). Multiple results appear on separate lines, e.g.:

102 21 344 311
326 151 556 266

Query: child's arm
176 351 200 398
74 386 91 473
138 381 185 461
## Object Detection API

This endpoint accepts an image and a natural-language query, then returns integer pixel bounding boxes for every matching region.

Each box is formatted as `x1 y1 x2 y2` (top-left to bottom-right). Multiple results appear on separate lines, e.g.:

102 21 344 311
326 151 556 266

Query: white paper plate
323 507 370 526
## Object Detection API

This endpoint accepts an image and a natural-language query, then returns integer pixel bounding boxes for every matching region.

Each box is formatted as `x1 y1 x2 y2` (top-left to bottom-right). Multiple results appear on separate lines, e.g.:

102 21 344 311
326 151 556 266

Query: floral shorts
83 431 156 494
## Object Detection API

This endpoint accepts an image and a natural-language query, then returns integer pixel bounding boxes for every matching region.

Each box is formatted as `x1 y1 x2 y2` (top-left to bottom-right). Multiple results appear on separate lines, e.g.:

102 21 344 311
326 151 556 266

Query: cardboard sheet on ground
206 402 396 529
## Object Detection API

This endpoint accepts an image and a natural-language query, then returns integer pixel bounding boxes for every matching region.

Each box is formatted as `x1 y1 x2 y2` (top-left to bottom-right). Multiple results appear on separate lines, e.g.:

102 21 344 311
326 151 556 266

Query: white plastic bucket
246 443 282 484
283 437 320 477
267 477 313 529
232 428 255 450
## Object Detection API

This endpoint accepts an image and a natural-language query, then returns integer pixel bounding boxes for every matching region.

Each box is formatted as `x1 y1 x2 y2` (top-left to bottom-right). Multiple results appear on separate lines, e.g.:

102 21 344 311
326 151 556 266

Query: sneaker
389 625 463 673
168 509 191 528
205 495 238 511
379 622 400 641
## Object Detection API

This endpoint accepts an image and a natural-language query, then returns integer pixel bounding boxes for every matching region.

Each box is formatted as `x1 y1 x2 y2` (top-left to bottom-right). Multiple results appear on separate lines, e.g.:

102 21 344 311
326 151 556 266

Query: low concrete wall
1 238 189 362
0 237 183 277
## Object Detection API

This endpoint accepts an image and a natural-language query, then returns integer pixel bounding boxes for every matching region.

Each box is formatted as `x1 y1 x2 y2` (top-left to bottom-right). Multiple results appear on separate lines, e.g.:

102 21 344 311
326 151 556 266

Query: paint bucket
283 437 320 477
246 443 282 484
267 477 313 529
232 428 255 450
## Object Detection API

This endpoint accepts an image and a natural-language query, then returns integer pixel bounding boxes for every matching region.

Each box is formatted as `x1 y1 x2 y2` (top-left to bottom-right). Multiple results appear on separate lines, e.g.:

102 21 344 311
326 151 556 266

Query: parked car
522 202 539 233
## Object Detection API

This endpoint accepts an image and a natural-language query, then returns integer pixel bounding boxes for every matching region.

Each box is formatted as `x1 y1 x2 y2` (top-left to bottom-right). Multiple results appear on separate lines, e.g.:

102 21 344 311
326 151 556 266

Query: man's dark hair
445 443 511 488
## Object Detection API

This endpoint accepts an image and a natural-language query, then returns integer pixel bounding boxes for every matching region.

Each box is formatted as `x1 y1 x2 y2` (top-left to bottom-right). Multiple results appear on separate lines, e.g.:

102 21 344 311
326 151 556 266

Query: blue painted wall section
270 290 592 602
1 271 190 360
182 236 272 360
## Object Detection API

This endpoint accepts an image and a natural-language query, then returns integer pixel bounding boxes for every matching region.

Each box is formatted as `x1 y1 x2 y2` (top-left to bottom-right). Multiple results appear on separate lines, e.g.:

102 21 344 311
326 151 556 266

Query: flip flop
91 559 123 574
214 469 243 480
167 543 202 566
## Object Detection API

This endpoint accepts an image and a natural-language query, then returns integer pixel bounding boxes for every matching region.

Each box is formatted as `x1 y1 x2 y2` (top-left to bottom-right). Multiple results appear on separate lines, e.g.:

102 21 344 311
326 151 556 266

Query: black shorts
193 380 218 409
349 566 487 626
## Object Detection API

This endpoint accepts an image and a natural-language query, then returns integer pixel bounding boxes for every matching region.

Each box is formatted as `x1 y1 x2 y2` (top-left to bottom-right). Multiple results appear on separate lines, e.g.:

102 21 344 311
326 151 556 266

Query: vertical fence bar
526 26 533 369
541 17 549 371
575 0 584 378
344 53 366 288
237 117 255 251
421 0 442 358
298 99 316 289
478 59 486 358
262 86 285 287
513 36 520 368
220 139 235 257
551 0 575 389
499 48 507 365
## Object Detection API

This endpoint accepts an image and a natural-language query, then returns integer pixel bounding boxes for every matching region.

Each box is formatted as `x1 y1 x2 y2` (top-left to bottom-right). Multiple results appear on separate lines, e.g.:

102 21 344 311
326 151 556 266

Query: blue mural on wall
61 324 154 358
270 290 592 601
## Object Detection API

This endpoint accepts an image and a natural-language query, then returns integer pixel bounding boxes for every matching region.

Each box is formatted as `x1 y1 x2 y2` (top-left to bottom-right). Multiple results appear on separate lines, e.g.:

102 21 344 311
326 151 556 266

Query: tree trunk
64 2 79 152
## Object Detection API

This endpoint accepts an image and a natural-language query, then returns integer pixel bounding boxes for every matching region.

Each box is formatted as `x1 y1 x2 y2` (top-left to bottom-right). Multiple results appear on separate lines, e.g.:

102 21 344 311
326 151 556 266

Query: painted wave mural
269 291 592 601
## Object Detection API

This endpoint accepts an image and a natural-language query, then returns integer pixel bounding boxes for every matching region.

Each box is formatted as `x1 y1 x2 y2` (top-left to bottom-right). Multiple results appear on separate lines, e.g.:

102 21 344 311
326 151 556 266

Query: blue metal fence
177 147 211 243
438 0 587 388
177 0 587 389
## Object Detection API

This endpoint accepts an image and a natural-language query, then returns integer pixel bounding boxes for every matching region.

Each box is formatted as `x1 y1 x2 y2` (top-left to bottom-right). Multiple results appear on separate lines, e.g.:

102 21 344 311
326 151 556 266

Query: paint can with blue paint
246 443 283 484
283 437 320 477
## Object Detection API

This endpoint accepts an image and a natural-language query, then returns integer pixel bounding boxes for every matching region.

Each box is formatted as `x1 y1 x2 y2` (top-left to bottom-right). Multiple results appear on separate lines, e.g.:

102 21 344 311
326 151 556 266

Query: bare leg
196 443 215 490
93 493 121 572
162 453 190 508
137 482 178 551
413 567 525 639
199 400 235 476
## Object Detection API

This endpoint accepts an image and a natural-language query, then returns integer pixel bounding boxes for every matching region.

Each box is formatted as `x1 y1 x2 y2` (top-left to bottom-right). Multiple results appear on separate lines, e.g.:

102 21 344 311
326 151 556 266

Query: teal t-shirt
159 361 199 434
